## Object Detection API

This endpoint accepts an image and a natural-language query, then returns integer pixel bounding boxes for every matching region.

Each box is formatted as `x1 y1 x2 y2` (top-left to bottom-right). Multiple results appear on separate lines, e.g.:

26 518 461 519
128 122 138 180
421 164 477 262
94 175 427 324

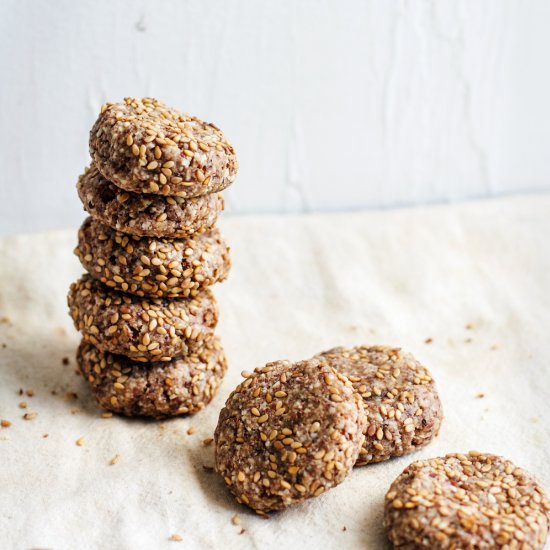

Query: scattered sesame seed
26 389 34 397
424 337 433 344
110 454 120 465
169 534 183 542
19 401 27 409
23 412 37 420
202 438 213 446
76 437 85 446
1 419 11 428
187 427 196 435
231 515 241 525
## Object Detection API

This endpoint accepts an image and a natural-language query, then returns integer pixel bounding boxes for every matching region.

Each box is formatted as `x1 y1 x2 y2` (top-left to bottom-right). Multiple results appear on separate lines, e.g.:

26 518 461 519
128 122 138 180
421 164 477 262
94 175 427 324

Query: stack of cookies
68 97 238 418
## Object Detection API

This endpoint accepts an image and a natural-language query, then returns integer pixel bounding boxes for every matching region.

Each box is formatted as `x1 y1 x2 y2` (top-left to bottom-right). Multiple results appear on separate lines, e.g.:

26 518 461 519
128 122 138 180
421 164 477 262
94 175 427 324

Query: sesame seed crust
75 217 231 298
214 359 366 513
77 337 227 418
67 275 218 361
77 164 224 238
90 97 238 198
384 452 550 549
315 345 443 466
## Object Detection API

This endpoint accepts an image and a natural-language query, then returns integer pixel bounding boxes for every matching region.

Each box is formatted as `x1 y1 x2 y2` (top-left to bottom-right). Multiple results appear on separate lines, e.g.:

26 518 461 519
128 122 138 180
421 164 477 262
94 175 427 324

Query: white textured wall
1 0 549 233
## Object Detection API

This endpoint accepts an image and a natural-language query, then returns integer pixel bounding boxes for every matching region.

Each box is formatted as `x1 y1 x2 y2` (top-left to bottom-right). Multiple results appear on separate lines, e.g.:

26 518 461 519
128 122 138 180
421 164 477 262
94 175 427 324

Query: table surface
1 194 549 550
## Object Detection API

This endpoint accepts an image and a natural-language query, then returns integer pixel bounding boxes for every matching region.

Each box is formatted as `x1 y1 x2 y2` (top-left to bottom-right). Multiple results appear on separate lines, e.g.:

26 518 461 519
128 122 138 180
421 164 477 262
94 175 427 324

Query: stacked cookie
68 97 238 418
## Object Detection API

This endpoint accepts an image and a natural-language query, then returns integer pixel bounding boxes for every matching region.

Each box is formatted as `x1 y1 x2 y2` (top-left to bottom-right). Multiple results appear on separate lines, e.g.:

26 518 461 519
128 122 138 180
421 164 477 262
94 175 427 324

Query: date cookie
77 164 224 238
75 217 231 298
214 359 366 513
316 346 442 465
384 452 550 549
90 97 238 198
68 275 217 361
77 337 227 418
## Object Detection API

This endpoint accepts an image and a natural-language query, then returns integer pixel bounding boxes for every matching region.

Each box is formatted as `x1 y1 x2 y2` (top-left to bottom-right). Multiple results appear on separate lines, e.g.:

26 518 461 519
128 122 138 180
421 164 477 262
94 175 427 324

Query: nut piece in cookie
214 359 366 513
75 217 231 298
77 337 227 418
90 97 238 198
316 345 442 465
67 275 218 361
77 164 224 238
384 452 550 549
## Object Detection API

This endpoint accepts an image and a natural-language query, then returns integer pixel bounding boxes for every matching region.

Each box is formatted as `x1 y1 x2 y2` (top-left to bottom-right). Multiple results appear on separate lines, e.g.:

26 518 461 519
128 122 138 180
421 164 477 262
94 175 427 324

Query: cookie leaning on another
214 358 366 513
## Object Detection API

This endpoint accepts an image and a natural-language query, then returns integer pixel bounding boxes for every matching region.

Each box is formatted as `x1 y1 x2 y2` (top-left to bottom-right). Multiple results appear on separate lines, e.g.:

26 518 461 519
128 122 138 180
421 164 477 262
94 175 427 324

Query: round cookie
77 337 227 418
90 97 238 198
77 164 224 238
75 217 231 298
384 452 550 549
316 346 442 465
68 275 217 361
214 359 366 513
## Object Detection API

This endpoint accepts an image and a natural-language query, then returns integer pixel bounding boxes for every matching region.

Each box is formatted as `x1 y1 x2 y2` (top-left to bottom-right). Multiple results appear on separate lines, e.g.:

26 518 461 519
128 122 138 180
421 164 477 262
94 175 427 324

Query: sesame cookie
77 337 227 418
384 452 550 549
75 217 231 298
77 164 224 238
90 97 238 198
316 346 442 465
67 275 217 361
214 359 366 513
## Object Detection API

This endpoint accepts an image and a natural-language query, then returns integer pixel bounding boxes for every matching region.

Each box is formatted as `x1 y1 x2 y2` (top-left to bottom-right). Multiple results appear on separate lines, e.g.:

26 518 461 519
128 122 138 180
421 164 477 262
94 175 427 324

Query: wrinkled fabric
1 194 549 550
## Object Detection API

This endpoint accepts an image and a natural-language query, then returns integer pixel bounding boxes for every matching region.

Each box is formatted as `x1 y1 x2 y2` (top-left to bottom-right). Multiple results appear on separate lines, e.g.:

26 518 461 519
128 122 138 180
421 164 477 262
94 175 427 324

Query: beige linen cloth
1 194 549 550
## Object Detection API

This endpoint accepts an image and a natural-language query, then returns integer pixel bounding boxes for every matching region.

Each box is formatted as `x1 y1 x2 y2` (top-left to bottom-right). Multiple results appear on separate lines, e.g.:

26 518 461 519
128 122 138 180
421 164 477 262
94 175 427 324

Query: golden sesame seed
110 454 120 465
1 419 11 428
169 534 183 542
231 515 241 525
76 437 85 446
